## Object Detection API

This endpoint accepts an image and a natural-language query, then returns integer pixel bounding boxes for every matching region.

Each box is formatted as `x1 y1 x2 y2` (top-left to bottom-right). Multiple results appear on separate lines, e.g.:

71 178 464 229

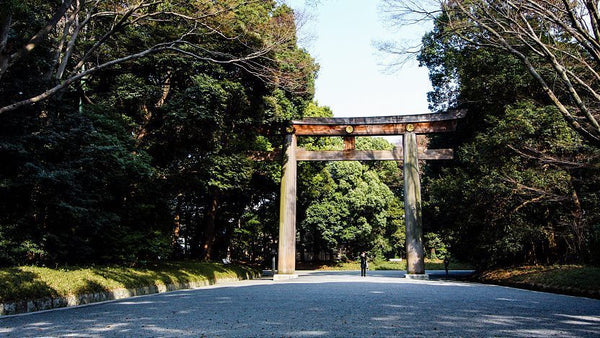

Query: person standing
443 253 450 277
360 251 368 277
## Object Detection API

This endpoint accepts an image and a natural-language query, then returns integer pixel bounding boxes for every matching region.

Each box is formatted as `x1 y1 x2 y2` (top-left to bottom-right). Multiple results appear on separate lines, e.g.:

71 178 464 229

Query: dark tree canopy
2 0 599 270
411 5 600 268
0 0 317 266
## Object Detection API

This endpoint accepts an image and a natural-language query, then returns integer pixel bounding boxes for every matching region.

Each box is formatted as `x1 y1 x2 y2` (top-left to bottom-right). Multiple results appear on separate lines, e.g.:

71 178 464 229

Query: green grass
0 261 258 303
298 258 473 271
476 265 600 297
304 260 599 298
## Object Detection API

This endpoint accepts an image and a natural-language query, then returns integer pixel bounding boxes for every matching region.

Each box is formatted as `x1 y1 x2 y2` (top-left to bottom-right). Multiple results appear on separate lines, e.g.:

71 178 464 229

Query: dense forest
1 0 599 270
386 0 600 268
0 0 318 266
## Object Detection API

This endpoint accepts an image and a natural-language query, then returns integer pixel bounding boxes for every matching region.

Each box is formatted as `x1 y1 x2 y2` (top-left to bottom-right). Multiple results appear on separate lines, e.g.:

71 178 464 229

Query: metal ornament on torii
274 111 465 280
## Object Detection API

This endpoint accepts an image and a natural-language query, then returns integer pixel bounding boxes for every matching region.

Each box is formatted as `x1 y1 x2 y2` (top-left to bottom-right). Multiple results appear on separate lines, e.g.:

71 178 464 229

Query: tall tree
0 0 317 265
294 105 405 261
409 8 600 267
0 0 313 115
382 0 600 146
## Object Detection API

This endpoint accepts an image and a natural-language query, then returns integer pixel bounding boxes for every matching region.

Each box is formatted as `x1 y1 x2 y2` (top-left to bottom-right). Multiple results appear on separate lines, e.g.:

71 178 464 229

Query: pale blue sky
286 0 433 118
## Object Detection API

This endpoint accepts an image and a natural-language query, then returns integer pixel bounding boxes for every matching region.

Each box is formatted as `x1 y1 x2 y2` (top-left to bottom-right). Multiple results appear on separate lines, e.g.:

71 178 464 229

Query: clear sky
285 0 433 118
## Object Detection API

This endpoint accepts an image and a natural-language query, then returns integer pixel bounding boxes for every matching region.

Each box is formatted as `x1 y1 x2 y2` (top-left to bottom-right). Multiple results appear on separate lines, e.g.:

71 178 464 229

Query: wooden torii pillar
274 111 465 280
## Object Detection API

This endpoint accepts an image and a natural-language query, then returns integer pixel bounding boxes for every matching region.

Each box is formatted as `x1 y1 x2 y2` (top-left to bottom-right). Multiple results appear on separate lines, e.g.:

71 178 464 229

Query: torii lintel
289 110 465 136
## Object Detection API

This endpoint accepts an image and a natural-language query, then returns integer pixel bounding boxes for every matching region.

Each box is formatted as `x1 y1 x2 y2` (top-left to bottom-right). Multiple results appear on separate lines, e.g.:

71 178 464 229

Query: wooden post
275 134 298 279
343 136 355 150
403 132 426 275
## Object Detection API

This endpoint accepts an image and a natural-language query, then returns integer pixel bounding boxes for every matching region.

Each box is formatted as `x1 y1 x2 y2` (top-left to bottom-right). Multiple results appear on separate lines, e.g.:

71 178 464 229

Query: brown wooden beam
292 110 466 126
292 120 458 136
250 148 454 161
419 149 455 160
295 148 453 161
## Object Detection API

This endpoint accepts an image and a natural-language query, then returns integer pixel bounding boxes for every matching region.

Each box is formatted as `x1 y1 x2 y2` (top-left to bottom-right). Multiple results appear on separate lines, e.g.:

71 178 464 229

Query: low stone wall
1 271 260 316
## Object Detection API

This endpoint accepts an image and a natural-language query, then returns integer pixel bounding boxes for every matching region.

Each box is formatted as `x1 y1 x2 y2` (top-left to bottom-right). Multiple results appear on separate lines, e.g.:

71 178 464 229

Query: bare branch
507 144 591 169
0 7 11 55
73 1 147 72
0 7 13 79
1 0 311 113
437 0 600 146
6 0 75 74
501 174 570 213
0 42 175 115
56 0 88 80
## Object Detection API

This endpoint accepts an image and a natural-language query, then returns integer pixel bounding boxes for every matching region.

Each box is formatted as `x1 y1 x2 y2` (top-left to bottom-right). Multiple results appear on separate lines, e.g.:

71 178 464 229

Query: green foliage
424 232 447 260
419 14 600 268
0 103 172 265
297 133 405 261
590 224 600 265
0 0 317 266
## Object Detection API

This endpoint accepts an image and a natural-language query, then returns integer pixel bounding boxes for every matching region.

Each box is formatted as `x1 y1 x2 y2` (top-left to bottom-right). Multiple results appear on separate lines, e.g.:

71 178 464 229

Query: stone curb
1 271 260 316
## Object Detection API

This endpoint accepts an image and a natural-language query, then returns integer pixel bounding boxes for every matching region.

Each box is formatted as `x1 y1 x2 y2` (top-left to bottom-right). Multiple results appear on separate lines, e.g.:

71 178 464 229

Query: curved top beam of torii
289 110 466 136
280 110 466 162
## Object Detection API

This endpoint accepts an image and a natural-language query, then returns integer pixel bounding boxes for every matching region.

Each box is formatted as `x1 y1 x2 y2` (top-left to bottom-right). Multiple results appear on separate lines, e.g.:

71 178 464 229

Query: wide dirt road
1 270 599 337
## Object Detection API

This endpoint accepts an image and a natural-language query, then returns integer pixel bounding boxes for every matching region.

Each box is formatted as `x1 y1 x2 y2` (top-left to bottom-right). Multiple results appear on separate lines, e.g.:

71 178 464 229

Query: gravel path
1 270 599 337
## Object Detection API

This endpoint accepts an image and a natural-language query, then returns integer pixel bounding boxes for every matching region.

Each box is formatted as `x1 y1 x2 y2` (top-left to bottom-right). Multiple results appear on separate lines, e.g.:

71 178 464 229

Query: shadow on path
1 271 599 337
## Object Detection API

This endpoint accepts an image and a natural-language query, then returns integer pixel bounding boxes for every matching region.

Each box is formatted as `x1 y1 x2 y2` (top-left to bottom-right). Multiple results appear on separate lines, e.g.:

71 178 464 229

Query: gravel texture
1 270 599 337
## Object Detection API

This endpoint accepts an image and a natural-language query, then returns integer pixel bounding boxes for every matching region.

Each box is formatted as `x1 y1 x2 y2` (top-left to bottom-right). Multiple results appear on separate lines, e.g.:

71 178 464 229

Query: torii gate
274 110 465 280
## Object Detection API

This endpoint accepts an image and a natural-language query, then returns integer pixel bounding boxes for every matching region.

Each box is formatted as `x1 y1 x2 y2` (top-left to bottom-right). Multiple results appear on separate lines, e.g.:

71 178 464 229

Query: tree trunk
136 71 171 141
6 0 74 78
0 10 12 79
201 193 219 261
173 213 181 246
570 178 586 259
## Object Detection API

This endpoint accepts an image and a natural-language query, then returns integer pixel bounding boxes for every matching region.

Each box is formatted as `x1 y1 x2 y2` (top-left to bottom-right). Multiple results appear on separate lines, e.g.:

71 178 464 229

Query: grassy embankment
475 265 600 299
298 258 473 271
3 261 597 304
0 261 258 303
302 259 599 299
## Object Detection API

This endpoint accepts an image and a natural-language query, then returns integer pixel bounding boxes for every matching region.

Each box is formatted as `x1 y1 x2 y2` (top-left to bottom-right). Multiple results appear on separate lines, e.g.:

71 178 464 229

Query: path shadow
2 279 599 337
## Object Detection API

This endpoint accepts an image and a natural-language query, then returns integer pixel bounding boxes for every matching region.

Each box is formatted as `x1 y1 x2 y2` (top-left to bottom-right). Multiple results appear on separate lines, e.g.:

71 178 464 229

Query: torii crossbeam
275 110 465 280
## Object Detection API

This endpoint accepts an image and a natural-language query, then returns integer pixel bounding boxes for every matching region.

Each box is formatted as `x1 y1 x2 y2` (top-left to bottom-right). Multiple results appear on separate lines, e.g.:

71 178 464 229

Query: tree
294 110 406 261
411 11 600 267
382 0 600 147
0 0 313 115
300 160 404 260
0 0 318 266
0 101 173 265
